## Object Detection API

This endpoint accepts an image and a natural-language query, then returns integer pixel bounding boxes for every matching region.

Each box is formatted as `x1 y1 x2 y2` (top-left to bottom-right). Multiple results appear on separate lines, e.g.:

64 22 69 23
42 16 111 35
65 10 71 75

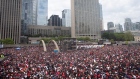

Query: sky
47 0 140 30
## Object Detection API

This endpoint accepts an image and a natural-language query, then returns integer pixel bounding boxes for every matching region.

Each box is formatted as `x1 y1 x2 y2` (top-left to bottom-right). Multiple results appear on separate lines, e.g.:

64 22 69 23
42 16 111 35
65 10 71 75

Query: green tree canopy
77 37 91 42
0 39 3 43
101 32 134 41
42 38 52 43
3 38 14 44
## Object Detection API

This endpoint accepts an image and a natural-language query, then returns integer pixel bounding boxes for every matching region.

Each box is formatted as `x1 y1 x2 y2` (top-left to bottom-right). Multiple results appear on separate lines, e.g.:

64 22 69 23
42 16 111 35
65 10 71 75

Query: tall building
99 4 103 30
0 0 22 44
132 23 136 31
21 0 38 35
135 22 140 30
124 18 132 31
107 22 114 30
115 24 123 32
71 0 101 39
37 0 48 25
48 15 62 26
62 9 71 27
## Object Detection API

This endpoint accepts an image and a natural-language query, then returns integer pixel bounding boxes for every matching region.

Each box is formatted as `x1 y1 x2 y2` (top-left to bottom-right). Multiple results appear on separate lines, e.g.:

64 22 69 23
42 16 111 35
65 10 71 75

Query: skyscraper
62 9 71 27
132 23 136 31
135 22 140 30
37 0 48 25
71 0 101 39
115 24 123 32
107 22 114 30
99 4 103 30
48 15 62 26
124 18 132 31
0 0 22 44
21 0 38 35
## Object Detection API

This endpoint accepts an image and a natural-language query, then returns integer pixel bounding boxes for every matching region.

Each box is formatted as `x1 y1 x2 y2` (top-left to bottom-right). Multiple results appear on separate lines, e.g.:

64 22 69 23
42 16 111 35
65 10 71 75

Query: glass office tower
37 0 48 25
71 0 102 39
21 0 38 35
62 9 71 27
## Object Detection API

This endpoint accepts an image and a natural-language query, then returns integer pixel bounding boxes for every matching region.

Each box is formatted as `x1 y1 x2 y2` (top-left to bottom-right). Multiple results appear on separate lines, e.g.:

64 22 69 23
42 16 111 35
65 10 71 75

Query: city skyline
47 0 140 30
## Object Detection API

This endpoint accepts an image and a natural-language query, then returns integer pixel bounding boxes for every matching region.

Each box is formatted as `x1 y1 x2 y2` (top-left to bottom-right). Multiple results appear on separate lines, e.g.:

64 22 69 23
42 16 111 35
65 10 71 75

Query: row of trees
0 38 14 44
1 32 134 44
77 37 91 42
101 32 134 41
0 36 92 45
42 37 92 43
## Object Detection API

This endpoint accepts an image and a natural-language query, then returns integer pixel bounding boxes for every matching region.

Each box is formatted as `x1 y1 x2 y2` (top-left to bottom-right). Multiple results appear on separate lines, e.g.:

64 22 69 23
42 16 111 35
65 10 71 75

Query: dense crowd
0 45 140 79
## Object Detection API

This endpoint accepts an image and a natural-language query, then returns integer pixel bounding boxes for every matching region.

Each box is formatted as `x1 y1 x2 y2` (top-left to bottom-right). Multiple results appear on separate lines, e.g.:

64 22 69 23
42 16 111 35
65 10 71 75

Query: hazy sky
48 0 140 29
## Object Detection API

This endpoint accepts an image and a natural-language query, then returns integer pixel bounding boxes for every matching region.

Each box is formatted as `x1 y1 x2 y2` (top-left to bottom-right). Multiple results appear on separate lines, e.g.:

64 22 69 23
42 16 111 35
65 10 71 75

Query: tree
125 41 128 45
57 36 64 41
0 39 3 43
77 37 85 41
110 39 115 44
102 32 134 41
101 32 109 39
84 37 91 42
42 38 52 43
124 32 134 41
3 38 14 44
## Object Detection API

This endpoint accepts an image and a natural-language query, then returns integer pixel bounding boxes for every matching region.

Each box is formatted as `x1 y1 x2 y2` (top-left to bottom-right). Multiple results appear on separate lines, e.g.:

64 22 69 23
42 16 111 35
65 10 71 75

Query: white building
71 0 102 39
99 4 103 30
62 9 71 27
108 26 120 33
131 31 140 42
37 0 48 25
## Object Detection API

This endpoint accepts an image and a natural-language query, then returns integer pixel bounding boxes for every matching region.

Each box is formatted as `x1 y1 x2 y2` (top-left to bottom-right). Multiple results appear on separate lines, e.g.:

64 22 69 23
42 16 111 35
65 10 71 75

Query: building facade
115 24 123 32
28 25 71 37
107 22 114 30
124 18 132 31
62 9 71 27
108 27 118 33
48 15 62 26
131 31 140 42
71 0 101 39
21 0 38 35
99 4 103 30
135 22 140 30
0 0 21 44
37 0 48 25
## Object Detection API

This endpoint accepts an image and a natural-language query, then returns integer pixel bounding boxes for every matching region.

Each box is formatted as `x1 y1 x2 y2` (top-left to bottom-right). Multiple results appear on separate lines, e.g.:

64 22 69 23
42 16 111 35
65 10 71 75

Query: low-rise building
134 36 140 42
28 25 71 37
131 31 140 42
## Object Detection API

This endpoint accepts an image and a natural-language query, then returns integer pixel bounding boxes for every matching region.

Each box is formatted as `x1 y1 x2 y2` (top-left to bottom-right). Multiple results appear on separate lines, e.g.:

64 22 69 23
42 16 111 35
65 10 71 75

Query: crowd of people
0 45 140 79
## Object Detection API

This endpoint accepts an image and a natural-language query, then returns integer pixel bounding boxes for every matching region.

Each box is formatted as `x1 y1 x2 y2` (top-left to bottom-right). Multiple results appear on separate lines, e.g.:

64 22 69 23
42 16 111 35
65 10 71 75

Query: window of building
25 3 28 10
25 13 27 20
